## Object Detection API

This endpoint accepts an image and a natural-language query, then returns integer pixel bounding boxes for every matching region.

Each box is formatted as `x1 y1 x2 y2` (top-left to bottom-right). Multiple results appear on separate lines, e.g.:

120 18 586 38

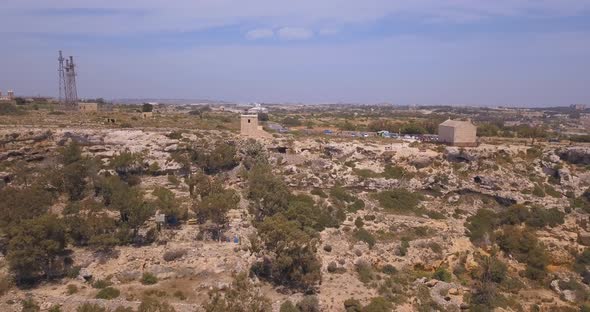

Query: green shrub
349 199 365 212
356 260 374 284
497 226 548 280
310 188 327 198
353 228 376 248
354 168 379 179
399 238 410 256
280 300 299 312
95 287 120 299
381 264 397 275
354 217 364 228
141 272 158 285
92 279 112 289
330 185 356 203
371 189 423 213
296 295 320 312
48 305 62 312
0 274 12 296
465 209 498 246
382 165 409 179
362 297 392 312
173 290 186 300
344 298 362 312
77 303 106 312
137 297 176 312
432 268 452 282
67 284 79 295
544 184 561 198
21 298 40 312
532 184 545 197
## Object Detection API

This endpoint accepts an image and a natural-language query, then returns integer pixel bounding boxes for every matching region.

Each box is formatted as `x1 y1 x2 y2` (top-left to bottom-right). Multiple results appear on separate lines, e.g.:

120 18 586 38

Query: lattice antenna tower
58 51 65 104
64 55 78 108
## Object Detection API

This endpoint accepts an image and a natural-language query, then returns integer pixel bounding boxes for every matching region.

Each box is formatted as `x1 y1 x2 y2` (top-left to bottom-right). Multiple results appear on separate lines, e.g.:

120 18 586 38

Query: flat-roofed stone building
438 119 477 147
240 114 271 138
78 102 98 113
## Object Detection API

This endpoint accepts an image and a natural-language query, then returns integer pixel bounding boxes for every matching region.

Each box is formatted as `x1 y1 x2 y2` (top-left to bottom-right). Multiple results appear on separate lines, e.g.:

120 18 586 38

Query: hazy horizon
1 0 589 107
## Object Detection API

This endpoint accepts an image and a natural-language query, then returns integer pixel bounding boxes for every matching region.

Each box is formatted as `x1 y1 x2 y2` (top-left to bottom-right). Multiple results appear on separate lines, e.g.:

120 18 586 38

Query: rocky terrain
1 126 590 311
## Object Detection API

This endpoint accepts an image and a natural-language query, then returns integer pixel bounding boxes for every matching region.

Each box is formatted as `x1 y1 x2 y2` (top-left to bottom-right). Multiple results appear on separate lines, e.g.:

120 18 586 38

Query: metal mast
58 51 66 104
64 55 78 108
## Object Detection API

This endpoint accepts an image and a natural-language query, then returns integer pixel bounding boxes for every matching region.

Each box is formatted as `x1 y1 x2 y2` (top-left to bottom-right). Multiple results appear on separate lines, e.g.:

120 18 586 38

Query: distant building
571 104 587 111
240 114 271 138
78 102 98 112
438 119 477 147
0 89 15 102
141 111 153 119
247 103 268 114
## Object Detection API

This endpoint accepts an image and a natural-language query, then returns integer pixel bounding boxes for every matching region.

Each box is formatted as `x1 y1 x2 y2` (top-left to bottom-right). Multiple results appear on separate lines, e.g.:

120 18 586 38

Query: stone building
141 111 153 119
240 114 271 138
78 102 98 113
438 119 477 147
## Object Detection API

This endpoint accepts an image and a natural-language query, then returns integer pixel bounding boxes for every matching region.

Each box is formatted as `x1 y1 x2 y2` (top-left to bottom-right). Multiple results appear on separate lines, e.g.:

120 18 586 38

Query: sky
0 0 589 106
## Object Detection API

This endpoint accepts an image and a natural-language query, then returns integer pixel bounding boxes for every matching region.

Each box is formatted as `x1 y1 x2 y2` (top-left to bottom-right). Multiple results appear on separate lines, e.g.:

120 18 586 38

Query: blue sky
0 0 589 106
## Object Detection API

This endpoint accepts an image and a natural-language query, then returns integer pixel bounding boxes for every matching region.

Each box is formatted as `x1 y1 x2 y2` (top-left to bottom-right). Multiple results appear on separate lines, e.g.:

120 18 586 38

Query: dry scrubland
0 108 590 312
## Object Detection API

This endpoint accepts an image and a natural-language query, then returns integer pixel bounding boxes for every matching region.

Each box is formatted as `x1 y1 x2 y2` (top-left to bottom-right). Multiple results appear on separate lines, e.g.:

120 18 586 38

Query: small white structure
247 103 268 114
438 119 477 147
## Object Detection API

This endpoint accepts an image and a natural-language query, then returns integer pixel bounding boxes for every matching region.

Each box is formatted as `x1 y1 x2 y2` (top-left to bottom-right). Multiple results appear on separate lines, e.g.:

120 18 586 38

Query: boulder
559 147 590 165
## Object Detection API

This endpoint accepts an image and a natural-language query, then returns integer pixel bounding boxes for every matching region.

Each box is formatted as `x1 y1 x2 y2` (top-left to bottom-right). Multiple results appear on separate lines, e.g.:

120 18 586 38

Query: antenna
58 51 65 104
63 54 78 109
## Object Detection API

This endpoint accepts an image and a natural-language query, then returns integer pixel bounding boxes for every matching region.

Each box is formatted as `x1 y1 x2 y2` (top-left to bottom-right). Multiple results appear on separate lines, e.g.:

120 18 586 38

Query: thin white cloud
319 27 339 35
277 27 313 40
245 28 274 40
1 0 590 35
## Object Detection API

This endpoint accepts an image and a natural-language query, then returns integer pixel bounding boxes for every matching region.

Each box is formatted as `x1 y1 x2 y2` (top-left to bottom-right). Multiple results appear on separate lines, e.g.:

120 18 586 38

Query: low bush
173 290 186 300
297 295 320 312
141 272 158 285
77 303 106 312
356 260 374 284
343 298 362 312
92 279 112 289
371 189 423 213
381 264 397 275
163 249 187 262
432 268 452 282
280 300 299 312
353 228 376 248
67 284 79 295
95 287 120 299
0 274 12 296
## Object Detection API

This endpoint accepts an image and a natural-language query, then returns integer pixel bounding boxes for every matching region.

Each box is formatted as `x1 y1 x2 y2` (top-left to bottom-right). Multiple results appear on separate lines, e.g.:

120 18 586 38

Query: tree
63 161 88 200
186 171 213 197
7 214 67 284
247 163 290 221
199 144 239 174
193 185 239 225
109 180 153 239
152 187 183 220
0 185 54 229
142 103 153 112
60 140 83 165
67 209 119 251
256 214 321 290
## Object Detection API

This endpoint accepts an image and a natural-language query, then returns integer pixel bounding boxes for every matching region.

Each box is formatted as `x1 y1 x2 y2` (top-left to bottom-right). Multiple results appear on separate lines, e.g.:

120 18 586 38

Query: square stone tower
240 114 271 138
